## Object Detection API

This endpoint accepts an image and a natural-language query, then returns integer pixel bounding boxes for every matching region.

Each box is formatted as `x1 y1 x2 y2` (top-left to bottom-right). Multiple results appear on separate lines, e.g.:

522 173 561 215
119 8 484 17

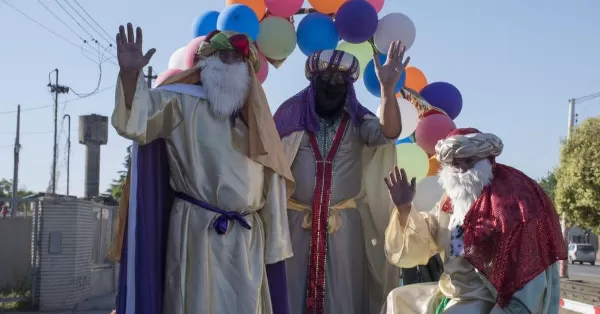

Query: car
568 243 597 265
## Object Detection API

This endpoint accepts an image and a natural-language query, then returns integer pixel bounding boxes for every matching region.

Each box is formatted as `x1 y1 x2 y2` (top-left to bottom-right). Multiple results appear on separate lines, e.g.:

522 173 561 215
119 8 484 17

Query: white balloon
374 13 416 54
398 99 419 139
412 176 444 212
168 46 186 70
374 99 418 139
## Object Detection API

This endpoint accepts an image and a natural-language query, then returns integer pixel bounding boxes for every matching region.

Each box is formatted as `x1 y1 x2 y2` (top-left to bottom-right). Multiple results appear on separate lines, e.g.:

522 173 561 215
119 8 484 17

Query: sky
0 0 599 197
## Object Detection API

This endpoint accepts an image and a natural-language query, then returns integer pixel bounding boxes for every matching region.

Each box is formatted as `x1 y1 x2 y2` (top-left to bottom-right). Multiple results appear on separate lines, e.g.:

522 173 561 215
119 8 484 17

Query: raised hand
374 41 411 92
384 166 416 211
116 23 156 74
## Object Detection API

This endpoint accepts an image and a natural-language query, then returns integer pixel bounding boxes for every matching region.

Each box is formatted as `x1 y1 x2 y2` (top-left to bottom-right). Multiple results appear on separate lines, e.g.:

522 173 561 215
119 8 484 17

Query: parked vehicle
568 243 597 265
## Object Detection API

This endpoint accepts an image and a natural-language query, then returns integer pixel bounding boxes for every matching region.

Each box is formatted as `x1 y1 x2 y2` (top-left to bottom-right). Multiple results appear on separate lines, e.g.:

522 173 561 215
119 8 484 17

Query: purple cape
274 79 374 137
115 140 289 314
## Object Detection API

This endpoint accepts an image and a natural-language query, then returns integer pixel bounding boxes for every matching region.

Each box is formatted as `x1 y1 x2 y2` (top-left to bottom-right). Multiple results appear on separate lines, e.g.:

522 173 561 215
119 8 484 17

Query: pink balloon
256 53 269 84
183 36 206 69
154 69 183 87
367 0 384 13
265 0 303 18
415 114 456 154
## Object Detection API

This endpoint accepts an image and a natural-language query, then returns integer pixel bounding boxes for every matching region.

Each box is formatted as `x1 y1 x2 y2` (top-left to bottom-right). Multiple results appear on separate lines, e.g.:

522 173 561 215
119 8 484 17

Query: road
568 262 600 283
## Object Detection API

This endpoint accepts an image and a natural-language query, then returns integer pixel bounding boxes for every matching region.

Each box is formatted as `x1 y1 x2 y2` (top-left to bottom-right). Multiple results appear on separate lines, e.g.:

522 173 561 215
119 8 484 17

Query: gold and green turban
194 30 260 73
305 50 360 83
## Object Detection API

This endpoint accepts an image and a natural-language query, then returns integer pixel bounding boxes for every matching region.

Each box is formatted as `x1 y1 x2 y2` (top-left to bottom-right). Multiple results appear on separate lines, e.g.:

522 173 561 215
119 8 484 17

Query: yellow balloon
337 41 373 75
396 143 429 183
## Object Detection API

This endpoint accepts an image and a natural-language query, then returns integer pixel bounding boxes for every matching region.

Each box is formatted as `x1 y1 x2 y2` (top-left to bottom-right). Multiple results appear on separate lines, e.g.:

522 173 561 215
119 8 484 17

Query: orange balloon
226 0 266 20
405 67 428 92
427 156 440 176
308 0 345 14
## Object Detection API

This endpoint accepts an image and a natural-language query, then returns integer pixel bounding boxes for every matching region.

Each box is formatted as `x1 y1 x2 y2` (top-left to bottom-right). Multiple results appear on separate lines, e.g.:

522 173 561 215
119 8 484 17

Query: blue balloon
420 82 463 120
216 4 260 41
297 13 338 57
363 54 406 97
192 11 219 38
396 136 413 145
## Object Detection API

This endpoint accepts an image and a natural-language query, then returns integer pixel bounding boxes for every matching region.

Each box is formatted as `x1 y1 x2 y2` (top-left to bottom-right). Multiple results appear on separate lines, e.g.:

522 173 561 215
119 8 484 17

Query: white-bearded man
383 128 567 314
109 24 295 314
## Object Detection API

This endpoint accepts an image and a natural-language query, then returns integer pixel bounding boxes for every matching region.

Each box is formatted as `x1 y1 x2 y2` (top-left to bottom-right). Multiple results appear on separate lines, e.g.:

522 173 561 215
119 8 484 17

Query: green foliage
105 145 131 202
555 117 600 233
0 178 34 198
538 171 557 204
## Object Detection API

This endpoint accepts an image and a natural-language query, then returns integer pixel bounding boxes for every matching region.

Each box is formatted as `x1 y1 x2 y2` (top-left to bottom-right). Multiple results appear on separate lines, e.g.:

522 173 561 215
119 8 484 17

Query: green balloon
396 143 429 183
337 41 373 75
257 16 297 61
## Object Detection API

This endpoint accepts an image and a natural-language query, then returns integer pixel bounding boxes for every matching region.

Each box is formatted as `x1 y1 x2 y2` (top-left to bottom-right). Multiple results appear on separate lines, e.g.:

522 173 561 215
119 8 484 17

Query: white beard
198 56 250 119
438 159 494 225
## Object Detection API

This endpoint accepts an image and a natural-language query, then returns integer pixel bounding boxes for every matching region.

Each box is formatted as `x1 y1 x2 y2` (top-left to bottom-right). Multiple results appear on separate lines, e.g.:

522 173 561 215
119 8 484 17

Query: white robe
384 202 561 314
112 73 293 314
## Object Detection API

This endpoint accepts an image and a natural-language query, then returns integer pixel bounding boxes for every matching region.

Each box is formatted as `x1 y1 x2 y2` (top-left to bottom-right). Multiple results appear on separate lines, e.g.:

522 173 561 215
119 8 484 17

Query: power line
73 0 113 43
0 84 114 115
2 0 96 54
36 0 86 42
67 0 113 45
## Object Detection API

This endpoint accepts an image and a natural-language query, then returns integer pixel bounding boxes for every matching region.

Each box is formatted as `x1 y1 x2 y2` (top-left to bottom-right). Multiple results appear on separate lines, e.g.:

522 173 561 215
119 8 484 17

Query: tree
555 117 600 233
104 145 131 202
538 171 557 204
0 178 35 198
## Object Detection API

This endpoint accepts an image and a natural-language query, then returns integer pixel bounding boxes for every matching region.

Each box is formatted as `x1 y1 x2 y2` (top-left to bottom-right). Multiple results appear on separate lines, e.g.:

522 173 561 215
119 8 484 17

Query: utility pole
11 105 21 217
144 66 157 89
48 69 69 195
63 114 71 197
560 98 576 278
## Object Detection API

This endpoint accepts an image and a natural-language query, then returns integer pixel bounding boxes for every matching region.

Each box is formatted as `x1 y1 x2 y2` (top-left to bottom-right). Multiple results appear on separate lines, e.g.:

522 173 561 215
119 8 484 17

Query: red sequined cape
441 162 567 308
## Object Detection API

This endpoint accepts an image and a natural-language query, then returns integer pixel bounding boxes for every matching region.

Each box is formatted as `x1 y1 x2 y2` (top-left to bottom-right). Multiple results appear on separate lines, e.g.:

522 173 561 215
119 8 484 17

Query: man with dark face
273 41 409 314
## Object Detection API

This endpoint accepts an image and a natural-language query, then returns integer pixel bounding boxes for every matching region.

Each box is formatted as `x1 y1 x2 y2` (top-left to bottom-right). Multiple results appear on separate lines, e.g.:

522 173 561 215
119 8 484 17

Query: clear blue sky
0 0 599 197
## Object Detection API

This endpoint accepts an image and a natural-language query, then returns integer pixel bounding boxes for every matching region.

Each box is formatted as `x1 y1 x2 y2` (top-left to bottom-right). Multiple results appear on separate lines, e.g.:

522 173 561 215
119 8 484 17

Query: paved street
568 262 600 283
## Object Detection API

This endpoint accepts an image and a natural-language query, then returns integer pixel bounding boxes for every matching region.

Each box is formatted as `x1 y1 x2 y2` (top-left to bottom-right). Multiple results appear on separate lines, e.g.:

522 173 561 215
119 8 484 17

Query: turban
305 50 360 83
435 128 504 164
194 30 260 73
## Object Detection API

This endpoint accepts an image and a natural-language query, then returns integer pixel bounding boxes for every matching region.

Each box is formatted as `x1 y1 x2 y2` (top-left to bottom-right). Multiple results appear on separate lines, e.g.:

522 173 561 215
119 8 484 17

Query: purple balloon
334 0 378 44
420 82 463 120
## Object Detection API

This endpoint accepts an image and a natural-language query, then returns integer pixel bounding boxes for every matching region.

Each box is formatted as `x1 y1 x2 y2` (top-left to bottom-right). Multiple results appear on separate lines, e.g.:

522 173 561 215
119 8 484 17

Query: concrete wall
0 218 32 290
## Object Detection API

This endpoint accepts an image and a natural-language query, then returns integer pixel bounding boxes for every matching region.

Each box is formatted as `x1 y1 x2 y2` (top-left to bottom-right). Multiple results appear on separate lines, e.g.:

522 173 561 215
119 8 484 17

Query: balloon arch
159 0 466 208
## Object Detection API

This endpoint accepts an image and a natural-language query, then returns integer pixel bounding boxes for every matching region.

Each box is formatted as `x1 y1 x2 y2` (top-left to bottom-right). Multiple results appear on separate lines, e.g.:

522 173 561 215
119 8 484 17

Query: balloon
415 113 456 154
397 99 419 139
217 4 260 41
396 136 412 145
337 41 372 75
265 0 303 17
334 1 378 44
412 176 444 212
225 0 266 20
405 67 428 92
420 82 463 120
155 69 183 87
363 54 406 97
427 156 440 176
367 0 385 13
191 11 219 38
308 0 345 14
168 46 186 70
297 13 338 56
396 143 429 183
182 36 206 69
373 13 416 54
256 52 269 83
257 16 297 60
